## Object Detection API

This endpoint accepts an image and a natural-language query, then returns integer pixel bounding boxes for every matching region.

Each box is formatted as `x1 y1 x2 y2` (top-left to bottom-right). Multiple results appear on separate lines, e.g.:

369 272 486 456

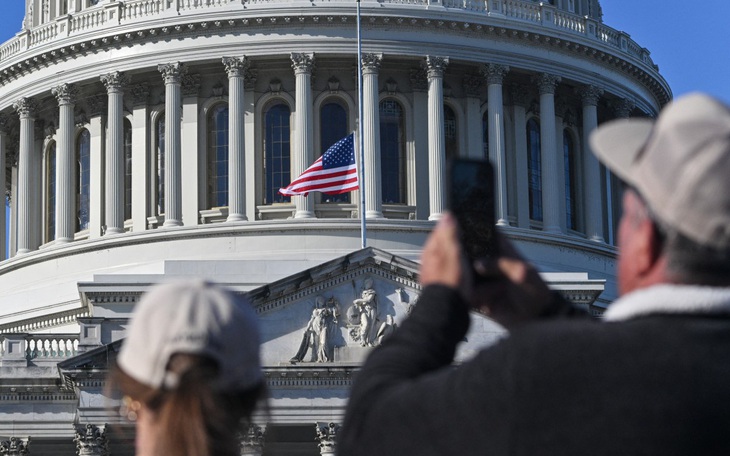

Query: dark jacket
339 285 730 456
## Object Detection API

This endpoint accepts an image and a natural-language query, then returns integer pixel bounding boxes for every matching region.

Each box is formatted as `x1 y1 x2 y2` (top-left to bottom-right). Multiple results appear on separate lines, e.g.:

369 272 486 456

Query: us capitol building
0 0 668 454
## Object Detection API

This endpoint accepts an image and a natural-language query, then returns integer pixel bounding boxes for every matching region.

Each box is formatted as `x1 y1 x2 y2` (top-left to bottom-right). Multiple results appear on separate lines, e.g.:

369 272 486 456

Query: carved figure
352 279 378 346
290 296 339 363
375 315 397 346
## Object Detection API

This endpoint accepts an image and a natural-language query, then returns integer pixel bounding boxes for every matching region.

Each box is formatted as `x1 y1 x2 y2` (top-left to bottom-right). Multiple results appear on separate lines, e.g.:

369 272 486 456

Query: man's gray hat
117 280 262 391
590 92 730 249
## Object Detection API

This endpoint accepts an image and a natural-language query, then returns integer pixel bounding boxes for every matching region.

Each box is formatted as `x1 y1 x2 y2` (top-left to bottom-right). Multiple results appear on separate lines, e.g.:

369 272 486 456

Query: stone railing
0 334 79 366
0 0 656 69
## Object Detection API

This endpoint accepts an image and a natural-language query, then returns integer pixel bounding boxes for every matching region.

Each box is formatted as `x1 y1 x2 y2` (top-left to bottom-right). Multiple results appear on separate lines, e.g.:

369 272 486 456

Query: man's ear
634 218 664 277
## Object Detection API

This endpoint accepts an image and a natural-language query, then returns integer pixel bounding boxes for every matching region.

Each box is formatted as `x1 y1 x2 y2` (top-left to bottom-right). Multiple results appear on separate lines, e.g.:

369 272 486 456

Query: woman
111 281 265 456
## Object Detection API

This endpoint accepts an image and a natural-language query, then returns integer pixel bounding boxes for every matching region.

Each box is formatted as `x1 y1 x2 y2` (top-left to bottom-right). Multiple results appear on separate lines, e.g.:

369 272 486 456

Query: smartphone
446 158 497 264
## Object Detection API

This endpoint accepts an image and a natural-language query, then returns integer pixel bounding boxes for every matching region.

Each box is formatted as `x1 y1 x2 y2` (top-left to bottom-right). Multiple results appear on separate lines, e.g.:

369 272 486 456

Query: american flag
279 133 359 196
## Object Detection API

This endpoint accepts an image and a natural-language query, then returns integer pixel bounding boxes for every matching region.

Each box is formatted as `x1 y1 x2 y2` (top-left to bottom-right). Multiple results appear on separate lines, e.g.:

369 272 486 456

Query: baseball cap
589 93 730 249
117 281 262 391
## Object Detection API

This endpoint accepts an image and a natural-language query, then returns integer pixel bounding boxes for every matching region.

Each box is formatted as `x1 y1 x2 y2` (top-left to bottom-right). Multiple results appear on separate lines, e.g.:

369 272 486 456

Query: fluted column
362 53 383 219
51 83 77 243
240 424 266 456
483 63 510 225
223 56 249 222
0 115 8 261
100 72 128 234
13 97 37 255
536 73 561 233
0 436 30 455
425 56 449 221
578 85 604 242
316 422 341 456
158 62 186 227
290 53 316 219
74 424 109 456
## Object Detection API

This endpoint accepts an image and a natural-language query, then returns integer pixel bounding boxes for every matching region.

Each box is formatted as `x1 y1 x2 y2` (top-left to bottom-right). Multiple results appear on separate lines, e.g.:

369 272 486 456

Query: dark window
264 103 291 204
208 104 229 208
445 105 458 160
527 118 542 222
46 142 56 242
77 130 91 231
156 116 165 216
124 119 133 221
379 99 405 204
320 102 349 203
564 129 578 230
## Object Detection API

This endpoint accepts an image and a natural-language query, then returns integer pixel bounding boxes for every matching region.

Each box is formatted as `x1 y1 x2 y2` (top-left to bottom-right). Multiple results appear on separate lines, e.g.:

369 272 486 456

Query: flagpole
357 0 367 249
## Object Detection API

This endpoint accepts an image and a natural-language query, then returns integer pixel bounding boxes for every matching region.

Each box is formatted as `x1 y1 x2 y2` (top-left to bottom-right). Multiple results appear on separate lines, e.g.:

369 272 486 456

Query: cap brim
589 118 654 187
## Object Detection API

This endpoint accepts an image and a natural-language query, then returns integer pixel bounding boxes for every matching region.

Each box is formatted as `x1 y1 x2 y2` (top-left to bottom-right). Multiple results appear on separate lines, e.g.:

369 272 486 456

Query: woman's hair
111 353 266 456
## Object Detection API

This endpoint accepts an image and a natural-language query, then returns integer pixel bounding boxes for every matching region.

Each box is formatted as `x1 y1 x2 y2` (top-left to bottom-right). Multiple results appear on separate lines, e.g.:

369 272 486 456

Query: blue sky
0 1 726 101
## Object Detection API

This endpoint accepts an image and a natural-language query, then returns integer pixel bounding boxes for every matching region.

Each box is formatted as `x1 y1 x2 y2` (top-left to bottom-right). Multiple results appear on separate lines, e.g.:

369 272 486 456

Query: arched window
563 129 578 231
320 101 349 203
207 104 229 209
482 110 489 158
124 119 133 221
444 105 458 160
526 118 542 222
264 103 291 204
379 99 405 204
155 115 165 216
45 142 56 242
76 129 91 231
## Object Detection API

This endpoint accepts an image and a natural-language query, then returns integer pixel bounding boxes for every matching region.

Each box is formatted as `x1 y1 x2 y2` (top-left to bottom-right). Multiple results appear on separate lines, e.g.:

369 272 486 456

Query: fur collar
603 284 730 322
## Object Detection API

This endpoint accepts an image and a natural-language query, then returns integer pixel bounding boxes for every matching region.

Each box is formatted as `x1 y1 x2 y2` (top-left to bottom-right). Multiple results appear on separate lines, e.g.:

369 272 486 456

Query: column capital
612 98 635 118
158 62 187 84
0 437 30 455
535 73 561 95
222 56 250 78
423 55 449 79
12 97 37 118
240 424 266 454
577 84 604 107
290 52 315 74
315 422 341 454
462 74 483 98
100 71 128 92
74 424 109 456
52 83 79 105
130 82 150 106
361 53 383 74
181 73 202 98
481 63 510 85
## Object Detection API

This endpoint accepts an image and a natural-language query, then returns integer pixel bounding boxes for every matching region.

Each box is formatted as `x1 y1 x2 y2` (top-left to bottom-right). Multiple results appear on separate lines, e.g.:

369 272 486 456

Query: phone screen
447 158 496 261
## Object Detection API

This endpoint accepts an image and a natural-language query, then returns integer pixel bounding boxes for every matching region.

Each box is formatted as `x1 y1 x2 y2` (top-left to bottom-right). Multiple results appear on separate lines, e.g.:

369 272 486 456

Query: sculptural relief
350 278 378 346
290 296 340 363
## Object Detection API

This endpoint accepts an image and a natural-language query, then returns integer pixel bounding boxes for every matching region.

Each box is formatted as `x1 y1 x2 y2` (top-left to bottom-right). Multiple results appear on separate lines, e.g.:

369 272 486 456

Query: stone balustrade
0 334 79 366
0 0 655 69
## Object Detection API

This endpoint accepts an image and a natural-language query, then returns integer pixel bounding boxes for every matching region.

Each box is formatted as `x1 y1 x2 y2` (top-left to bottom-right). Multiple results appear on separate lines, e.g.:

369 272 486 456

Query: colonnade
1 52 627 259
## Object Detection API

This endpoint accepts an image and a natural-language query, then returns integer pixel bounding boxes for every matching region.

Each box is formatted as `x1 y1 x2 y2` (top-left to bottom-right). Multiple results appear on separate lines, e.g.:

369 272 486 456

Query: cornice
0 7 670 108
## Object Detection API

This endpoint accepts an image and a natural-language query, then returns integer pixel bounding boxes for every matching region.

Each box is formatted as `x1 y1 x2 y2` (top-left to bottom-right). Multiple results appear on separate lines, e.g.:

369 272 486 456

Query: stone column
87 95 107 239
100 72 127 235
51 84 77 243
74 424 109 456
509 85 530 229
462 74 483 159
425 55 449 221
0 436 30 455
223 56 249 222
362 53 383 219
410 67 429 220
536 73 561 233
130 83 150 232
12 97 37 255
158 62 186 227
0 115 8 261
315 422 341 456
244 68 258 222
290 53 316 219
483 63 510 225
240 424 266 456
578 85 604 242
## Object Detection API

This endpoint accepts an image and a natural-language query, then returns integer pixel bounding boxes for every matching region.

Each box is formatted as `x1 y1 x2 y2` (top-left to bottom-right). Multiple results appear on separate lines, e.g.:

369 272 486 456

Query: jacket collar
603 284 730 322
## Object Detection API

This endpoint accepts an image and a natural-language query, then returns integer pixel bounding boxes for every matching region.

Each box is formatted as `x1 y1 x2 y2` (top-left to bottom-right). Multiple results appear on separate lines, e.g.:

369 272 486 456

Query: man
339 93 730 455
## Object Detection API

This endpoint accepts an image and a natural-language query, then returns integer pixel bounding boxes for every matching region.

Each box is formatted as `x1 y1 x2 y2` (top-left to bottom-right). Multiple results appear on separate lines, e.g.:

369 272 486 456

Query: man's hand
419 213 554 329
